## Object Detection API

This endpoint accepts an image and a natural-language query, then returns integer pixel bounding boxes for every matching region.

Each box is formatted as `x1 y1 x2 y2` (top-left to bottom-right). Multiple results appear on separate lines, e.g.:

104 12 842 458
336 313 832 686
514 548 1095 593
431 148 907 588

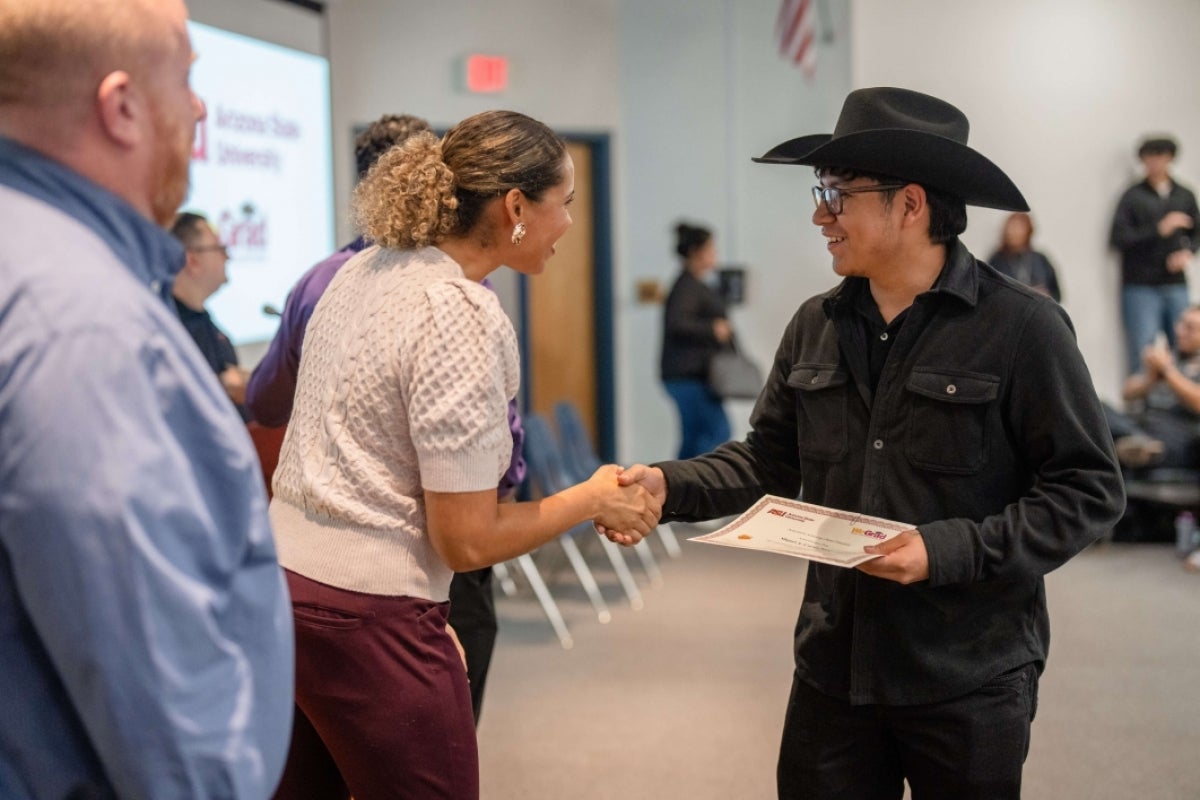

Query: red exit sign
464 54 508 93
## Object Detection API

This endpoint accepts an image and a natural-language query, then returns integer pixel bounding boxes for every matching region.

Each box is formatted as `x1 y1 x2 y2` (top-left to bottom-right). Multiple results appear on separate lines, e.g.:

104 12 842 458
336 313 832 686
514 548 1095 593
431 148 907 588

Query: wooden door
527 141 597 446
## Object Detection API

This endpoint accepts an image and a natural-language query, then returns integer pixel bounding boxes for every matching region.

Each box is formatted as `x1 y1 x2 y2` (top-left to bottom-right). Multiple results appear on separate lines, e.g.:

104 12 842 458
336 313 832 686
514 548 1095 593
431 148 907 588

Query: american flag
776 0 818 79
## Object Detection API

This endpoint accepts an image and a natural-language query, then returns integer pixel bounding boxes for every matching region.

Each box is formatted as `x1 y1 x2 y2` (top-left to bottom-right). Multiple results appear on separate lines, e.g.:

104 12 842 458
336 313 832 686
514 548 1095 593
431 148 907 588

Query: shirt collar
824 238 978 317
0 135 184 304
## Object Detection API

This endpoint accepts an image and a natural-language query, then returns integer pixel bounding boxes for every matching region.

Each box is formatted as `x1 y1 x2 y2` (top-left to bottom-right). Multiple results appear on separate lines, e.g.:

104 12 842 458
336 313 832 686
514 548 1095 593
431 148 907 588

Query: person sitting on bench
1106 304 1200 469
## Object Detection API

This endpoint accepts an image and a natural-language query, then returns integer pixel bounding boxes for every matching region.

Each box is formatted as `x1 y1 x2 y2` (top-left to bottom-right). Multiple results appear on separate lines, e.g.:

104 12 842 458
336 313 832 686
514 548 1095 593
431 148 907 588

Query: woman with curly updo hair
269 110 660 800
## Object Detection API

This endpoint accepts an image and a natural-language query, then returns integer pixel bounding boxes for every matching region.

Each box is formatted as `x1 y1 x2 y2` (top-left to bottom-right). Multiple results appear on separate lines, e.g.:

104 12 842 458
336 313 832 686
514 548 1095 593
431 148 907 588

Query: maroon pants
273 570 478 800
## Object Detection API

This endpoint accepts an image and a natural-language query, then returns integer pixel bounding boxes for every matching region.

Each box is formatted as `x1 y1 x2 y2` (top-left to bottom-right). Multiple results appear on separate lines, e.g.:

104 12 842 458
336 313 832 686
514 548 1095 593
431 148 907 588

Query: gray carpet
477 529 1200 799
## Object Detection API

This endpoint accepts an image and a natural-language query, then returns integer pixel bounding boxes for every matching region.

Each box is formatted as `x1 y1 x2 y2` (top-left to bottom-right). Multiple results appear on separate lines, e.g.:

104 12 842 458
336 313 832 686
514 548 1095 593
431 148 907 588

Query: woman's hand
713 318 733 344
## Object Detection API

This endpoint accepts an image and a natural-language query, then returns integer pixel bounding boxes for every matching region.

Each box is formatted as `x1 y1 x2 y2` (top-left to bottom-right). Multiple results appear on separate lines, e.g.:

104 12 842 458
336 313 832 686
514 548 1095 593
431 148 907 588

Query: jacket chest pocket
789 365 849 461
905 370 999 474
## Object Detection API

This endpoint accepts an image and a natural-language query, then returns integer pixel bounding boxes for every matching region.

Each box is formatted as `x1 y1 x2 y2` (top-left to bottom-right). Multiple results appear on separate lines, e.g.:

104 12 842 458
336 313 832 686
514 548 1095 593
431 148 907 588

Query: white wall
190 0 855 463
325 0 620 323
192 0 1200 462
851 0 1200 404
617 0 852 463
189 0 324 56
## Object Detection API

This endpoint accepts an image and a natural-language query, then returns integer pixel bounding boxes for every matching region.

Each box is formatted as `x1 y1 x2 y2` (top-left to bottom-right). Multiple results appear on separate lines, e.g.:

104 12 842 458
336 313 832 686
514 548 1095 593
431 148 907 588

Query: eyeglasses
188 244 229 258
811 183 906 215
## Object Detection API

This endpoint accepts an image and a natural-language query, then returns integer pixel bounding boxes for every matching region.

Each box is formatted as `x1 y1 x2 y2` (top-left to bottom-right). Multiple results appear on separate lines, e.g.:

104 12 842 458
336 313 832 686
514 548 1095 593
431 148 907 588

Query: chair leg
492 561 518 597
632 540 664 588
514 553 573 649
657 524 683 559
598 536 644 610
559 536 613 624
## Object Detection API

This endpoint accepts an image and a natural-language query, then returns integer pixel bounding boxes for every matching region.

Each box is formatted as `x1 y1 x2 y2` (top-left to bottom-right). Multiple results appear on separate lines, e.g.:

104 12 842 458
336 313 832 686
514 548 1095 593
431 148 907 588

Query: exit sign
463 54 508 93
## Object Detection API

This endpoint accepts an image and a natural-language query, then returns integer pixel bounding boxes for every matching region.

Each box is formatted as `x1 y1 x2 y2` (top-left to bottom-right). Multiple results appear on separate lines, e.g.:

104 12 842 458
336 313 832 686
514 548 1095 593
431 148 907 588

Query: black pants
448 567 497 723
777 664 1038 800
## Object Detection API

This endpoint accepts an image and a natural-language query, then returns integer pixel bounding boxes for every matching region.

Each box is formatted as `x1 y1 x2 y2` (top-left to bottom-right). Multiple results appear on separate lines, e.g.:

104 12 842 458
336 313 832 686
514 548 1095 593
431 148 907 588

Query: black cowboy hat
753 87 1029 212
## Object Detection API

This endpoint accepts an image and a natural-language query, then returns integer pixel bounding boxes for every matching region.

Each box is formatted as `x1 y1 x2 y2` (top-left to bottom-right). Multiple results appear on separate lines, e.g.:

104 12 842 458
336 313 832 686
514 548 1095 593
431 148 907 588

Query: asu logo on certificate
689 496 911 568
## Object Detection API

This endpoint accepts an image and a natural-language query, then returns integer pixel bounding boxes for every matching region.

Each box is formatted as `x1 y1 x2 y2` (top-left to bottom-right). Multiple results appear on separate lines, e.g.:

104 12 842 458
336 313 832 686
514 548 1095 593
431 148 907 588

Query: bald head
0 0 203 224
0 0 188 124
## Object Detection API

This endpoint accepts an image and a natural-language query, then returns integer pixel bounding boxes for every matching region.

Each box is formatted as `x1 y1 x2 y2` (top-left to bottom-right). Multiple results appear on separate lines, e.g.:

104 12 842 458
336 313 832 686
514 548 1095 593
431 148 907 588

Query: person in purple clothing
246 114 432 427
246 112 519 723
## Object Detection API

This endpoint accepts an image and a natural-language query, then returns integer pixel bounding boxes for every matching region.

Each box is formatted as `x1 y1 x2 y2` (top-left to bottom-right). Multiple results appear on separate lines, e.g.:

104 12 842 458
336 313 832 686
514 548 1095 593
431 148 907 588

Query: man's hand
1167 249 1193 274
586 464 662 546
1143 341 1176 375
855 529 929 584
713 318 733 344
1159 211 1194 238
614 464 667 504
594 464 667 546
219 366 249 405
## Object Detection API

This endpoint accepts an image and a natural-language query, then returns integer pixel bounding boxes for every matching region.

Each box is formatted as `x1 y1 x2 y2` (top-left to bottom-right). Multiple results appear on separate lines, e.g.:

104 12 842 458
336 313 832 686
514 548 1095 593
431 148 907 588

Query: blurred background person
1104 303 1200 471
170 211 250 420
269 110 659 800
660 221 733 459
1111 135 1200 375
988 212 1062 302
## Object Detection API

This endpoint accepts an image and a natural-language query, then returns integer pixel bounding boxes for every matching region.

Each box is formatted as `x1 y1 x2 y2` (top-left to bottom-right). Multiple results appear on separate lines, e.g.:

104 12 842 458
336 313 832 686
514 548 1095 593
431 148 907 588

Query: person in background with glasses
611 87 1124 799
170 211 251 419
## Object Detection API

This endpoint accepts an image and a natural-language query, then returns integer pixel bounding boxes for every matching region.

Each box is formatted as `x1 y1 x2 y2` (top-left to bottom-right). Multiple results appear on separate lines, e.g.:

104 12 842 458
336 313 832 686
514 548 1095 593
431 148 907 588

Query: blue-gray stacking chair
522 413 625 618
551 401 681 562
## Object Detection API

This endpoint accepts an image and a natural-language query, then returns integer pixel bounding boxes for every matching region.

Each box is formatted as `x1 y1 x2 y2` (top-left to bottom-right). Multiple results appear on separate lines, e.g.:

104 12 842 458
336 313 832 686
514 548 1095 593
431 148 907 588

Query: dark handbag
707 340 763 400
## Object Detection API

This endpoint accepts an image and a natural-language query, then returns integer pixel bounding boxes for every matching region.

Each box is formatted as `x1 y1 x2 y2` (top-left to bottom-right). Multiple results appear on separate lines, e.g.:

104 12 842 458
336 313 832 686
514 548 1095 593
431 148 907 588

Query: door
522 135 615 460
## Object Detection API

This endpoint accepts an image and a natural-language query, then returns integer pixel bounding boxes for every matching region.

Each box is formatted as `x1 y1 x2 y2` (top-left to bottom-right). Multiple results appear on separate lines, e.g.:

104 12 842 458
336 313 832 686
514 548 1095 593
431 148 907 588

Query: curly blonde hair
354 110 566 250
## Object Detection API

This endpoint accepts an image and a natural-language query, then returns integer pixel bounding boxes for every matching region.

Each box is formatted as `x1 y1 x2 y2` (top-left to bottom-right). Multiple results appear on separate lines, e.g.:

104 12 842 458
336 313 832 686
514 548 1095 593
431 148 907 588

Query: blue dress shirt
0 136 294 799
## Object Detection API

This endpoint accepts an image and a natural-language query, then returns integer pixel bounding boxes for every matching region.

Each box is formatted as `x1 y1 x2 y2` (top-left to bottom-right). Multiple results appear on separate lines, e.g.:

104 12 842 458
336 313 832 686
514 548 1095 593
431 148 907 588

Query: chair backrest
553 401 602 482
521 413 575 496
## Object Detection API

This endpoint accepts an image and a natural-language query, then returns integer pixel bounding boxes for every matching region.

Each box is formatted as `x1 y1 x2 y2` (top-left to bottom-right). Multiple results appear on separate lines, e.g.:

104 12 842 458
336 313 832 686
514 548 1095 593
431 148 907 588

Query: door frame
517 131 616 461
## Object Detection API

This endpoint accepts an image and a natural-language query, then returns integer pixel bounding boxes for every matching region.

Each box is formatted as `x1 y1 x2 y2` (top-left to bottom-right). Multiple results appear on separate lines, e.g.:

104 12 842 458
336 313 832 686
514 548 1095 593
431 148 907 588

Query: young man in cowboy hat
611 87 1124 798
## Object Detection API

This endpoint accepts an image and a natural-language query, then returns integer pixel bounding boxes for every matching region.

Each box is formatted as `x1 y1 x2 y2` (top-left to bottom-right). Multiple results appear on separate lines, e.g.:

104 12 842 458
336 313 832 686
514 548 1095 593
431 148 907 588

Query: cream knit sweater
269 246 519 601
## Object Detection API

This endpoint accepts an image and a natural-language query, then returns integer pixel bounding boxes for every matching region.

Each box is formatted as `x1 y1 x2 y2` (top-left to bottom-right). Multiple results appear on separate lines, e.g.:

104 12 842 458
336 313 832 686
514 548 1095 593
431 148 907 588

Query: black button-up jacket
658 240 1125 705
1110 178 1199 286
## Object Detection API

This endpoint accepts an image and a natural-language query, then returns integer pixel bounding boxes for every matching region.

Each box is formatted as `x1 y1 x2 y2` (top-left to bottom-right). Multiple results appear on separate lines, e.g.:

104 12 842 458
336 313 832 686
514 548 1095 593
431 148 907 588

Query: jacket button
946 384 957 395
811 376 819 383
873 439 884 450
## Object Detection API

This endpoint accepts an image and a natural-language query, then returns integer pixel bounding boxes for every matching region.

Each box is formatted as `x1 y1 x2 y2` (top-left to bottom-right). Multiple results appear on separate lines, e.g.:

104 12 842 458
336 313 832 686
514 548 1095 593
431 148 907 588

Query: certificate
688 496 913 568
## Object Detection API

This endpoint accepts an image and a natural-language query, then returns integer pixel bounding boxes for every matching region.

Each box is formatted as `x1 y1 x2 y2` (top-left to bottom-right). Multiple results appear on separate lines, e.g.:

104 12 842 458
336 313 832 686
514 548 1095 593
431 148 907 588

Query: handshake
584 464 667 547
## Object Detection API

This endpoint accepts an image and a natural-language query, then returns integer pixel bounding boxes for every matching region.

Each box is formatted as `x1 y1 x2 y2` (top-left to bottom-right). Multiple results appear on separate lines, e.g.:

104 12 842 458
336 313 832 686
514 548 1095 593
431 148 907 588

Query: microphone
262 303 282 318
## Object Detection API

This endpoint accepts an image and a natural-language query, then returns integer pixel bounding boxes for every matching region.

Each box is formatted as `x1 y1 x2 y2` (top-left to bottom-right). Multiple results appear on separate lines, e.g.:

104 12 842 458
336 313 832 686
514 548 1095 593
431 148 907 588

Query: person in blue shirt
0 1 294 798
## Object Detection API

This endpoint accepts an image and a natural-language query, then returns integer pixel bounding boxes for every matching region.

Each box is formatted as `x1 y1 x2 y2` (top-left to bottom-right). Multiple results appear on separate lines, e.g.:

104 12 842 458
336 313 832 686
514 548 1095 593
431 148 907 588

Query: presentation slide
185 21 334 345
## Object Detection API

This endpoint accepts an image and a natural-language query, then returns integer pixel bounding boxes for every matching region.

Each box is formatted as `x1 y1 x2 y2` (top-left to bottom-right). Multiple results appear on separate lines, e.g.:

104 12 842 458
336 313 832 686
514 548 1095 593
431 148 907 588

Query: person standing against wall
1111 136 1200 375
660 221 734 459
988 212 1062 302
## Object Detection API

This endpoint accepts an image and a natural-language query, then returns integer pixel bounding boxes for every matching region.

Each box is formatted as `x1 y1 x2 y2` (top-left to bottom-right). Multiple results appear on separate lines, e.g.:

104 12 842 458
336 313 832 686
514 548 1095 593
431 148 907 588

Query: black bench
1115 468 1200 543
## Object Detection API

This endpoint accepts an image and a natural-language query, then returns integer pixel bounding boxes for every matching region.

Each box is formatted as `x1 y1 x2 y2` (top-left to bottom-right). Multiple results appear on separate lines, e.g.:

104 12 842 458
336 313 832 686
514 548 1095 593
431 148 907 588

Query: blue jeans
663 378 731 459
1122 283 1190 375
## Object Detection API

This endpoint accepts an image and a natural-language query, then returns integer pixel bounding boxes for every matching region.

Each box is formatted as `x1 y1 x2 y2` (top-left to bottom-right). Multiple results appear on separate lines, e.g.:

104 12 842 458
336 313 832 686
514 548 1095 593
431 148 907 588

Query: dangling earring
511 221 527 246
